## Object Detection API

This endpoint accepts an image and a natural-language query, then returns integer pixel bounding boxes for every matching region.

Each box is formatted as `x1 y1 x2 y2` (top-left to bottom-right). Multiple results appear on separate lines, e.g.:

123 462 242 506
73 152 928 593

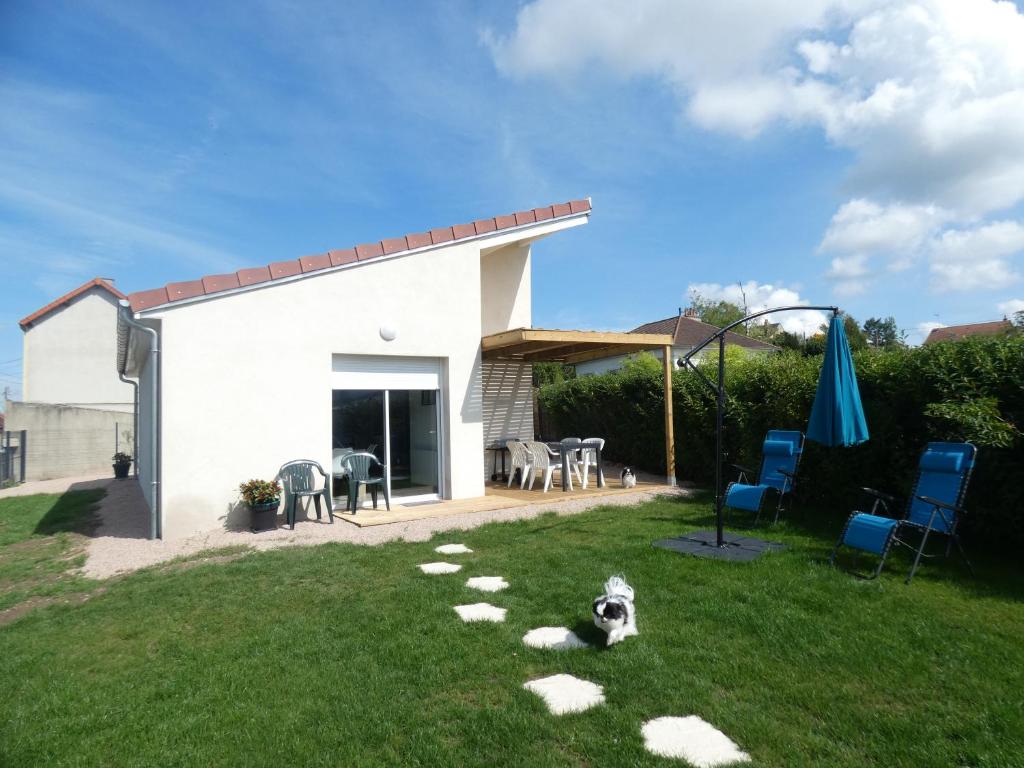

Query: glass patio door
332 387 440 505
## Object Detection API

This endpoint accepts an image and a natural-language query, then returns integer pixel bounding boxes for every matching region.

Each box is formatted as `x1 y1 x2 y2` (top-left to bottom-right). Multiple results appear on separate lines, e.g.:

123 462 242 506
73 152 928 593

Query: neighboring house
575 309 777 376
924 319 1015 344
119 199 635 539
6 278 136 481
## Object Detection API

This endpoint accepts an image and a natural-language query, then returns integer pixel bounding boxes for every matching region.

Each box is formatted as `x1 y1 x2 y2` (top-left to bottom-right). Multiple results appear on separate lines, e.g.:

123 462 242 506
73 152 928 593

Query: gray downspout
118 303 160 540
117 370 139 478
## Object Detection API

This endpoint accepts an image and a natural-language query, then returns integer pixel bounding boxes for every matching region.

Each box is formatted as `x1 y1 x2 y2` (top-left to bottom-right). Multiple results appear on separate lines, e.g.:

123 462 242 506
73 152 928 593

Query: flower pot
250 499 280 532
113 461 131 479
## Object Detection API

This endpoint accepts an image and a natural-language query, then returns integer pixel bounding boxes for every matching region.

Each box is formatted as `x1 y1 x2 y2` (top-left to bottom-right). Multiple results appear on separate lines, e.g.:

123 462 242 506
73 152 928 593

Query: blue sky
3 0 1024 400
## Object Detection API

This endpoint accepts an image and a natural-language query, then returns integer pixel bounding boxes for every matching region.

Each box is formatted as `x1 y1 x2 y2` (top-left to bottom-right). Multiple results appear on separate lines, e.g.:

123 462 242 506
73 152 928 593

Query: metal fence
0 430 26 485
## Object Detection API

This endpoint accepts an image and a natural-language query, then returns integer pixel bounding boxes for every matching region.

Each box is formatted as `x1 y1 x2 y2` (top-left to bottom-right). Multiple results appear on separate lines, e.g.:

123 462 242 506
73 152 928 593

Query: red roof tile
328 248 357 267
430 226 455 244
126 198 590 312
237 267 272 286
202 274 241 293
355 242 384 260
299 253 331 273
20 278 127 329
924 320 1014 344
380 237 408 255
166 280 205 301
405 232 432 250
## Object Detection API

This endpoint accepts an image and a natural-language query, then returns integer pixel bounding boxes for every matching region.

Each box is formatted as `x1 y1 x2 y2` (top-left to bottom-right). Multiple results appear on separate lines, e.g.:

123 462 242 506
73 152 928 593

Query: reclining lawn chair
830 442 976 584
724 430 804 524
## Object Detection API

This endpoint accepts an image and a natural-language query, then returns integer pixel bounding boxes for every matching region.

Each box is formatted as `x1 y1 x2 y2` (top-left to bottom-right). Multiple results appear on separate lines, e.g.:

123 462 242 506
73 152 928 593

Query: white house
118 199 680 540
575 310 777 376
6 278 136 480
20 277 134 411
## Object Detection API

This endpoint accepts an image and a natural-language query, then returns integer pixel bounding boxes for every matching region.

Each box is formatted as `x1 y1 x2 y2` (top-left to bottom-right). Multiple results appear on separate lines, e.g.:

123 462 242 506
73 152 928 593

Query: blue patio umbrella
806 314 869 446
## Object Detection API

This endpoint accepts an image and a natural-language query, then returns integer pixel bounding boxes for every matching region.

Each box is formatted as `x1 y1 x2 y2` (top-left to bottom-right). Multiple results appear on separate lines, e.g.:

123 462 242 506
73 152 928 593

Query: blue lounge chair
724 430 804 524
831 442 976 584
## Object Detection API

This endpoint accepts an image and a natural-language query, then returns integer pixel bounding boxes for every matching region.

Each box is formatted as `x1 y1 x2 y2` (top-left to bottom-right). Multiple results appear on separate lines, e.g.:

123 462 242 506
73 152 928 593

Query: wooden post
663 345 676 486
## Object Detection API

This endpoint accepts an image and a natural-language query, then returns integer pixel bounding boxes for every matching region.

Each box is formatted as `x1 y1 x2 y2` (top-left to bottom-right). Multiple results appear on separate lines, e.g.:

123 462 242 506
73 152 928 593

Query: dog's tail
604 575 634 601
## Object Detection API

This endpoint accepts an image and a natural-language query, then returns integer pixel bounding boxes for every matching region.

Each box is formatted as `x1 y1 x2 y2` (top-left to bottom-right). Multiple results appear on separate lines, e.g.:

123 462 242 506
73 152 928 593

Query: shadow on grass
33 488 105 536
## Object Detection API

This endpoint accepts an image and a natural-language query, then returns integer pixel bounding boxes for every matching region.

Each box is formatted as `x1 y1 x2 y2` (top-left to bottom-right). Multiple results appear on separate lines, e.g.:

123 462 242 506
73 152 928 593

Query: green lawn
1 490 1022 767
0 489 104 614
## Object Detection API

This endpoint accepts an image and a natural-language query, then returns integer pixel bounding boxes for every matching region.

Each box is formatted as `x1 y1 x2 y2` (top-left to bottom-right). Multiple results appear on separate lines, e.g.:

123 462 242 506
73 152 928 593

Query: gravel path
83 483 690 579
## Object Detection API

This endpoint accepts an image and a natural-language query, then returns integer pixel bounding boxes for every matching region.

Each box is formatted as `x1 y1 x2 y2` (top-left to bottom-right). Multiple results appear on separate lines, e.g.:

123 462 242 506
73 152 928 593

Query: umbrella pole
716 335 726 547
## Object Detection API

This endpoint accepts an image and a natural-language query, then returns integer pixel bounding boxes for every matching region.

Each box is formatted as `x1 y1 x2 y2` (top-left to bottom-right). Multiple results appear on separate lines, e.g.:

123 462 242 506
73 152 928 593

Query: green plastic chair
276 460 333 529
341 452 390 514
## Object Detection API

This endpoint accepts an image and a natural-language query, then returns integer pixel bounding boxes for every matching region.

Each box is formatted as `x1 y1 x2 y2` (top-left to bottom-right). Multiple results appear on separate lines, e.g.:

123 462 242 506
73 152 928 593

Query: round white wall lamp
379 325 398 342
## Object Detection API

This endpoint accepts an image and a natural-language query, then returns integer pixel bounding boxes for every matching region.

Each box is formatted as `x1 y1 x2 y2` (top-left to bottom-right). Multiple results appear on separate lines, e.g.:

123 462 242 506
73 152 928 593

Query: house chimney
683 307 698 318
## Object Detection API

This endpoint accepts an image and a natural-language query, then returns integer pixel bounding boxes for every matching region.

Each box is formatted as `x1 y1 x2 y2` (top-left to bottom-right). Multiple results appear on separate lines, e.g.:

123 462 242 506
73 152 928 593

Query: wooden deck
336 479 670 527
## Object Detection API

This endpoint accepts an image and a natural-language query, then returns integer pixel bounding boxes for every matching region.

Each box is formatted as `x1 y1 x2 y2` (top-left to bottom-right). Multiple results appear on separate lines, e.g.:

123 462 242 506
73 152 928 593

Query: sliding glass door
332 387 440 505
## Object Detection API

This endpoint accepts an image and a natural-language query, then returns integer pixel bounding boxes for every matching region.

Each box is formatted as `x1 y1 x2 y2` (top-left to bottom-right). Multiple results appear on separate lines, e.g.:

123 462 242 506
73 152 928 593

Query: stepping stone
522 626 589 650
435 543 473 554
453 603 506 623
641 716 750 767
466 576 508 592
419 562 462 574
522 674 604 715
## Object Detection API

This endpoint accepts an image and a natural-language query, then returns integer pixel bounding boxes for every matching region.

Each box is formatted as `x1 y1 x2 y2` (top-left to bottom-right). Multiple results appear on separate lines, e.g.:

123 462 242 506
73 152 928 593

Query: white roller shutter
331 355 442 390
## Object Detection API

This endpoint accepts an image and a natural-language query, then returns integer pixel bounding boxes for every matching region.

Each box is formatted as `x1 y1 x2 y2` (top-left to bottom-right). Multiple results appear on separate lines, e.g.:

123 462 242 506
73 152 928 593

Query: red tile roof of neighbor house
19 278 127 329
631 314 777 351
127 199 592 313
924 319 1014 344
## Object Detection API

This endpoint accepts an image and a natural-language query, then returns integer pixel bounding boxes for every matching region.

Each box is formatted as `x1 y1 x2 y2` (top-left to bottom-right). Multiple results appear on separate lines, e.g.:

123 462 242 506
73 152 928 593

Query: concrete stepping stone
466 576 508 592
453 603 506 623
522 626 589 650
641 716 750 766
418 562 462 574
435 543 473 554
522 674 604 715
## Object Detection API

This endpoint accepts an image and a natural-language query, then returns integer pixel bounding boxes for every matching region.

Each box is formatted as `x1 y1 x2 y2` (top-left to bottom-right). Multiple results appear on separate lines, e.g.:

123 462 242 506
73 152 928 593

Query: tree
688 291 747 333
1013 310 1024 330
814 312 868 352
862 316 905 348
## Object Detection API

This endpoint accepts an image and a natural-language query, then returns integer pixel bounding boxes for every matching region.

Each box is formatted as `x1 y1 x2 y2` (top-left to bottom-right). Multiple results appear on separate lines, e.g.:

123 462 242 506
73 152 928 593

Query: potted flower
112 452 133 479
239 478 281 532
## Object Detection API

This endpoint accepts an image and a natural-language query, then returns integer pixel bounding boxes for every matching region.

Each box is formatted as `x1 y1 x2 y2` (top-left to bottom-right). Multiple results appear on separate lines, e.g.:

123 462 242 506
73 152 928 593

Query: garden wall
538 336 1024 550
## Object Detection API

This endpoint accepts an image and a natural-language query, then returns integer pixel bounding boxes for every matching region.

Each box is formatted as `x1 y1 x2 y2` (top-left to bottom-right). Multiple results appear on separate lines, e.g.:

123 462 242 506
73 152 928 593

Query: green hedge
537 336 1024 550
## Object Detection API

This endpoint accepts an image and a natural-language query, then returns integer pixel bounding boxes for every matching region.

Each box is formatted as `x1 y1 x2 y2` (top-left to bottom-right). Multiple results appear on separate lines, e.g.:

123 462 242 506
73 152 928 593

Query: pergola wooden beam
481 328 677 487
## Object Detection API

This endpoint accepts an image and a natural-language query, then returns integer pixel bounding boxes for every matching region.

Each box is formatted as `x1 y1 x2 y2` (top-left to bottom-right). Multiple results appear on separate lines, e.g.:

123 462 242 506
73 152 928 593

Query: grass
0 489 105 613
1 491 1022 766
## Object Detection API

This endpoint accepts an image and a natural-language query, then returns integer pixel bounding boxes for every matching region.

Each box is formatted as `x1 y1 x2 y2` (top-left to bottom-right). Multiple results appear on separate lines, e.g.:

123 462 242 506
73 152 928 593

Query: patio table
485 442 510 481
551 438 604 492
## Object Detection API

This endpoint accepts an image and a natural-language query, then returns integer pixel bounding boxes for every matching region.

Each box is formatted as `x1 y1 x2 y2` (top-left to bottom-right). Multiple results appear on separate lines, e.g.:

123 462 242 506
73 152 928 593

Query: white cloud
997 298 1024 315
687 281 829 336
488 0 1024 295
927 220 1024 291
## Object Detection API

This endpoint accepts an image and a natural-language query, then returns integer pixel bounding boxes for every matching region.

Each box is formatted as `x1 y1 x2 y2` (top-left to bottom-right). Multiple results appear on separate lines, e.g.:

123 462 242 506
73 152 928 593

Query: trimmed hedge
537 336 1024 550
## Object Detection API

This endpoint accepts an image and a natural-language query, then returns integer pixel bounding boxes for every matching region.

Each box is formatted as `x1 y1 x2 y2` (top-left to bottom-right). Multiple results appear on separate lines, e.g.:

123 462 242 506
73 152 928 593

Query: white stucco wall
143 241 489 538
22 288 134 411
480 243 531 335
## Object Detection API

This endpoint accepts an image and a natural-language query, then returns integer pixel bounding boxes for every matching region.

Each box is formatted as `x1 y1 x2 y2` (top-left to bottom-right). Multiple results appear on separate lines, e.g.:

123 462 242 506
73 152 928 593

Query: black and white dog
620 467 637 489
592 575 638 646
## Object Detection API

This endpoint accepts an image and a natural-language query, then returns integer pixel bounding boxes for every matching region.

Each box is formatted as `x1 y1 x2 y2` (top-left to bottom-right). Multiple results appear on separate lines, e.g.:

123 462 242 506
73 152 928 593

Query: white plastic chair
525 441 571 492
505 440 533 489
580 437 606 489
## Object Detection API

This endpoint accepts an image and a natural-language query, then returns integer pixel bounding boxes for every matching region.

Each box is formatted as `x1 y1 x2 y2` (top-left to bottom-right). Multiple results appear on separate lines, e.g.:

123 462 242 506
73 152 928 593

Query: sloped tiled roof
631 314 777 351
20 278 127 329
924 320 1014 344
127 199 592 313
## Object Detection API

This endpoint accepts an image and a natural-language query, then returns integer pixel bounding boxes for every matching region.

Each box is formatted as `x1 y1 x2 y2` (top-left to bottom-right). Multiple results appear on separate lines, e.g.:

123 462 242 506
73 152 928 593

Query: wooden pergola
481 328 677 485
